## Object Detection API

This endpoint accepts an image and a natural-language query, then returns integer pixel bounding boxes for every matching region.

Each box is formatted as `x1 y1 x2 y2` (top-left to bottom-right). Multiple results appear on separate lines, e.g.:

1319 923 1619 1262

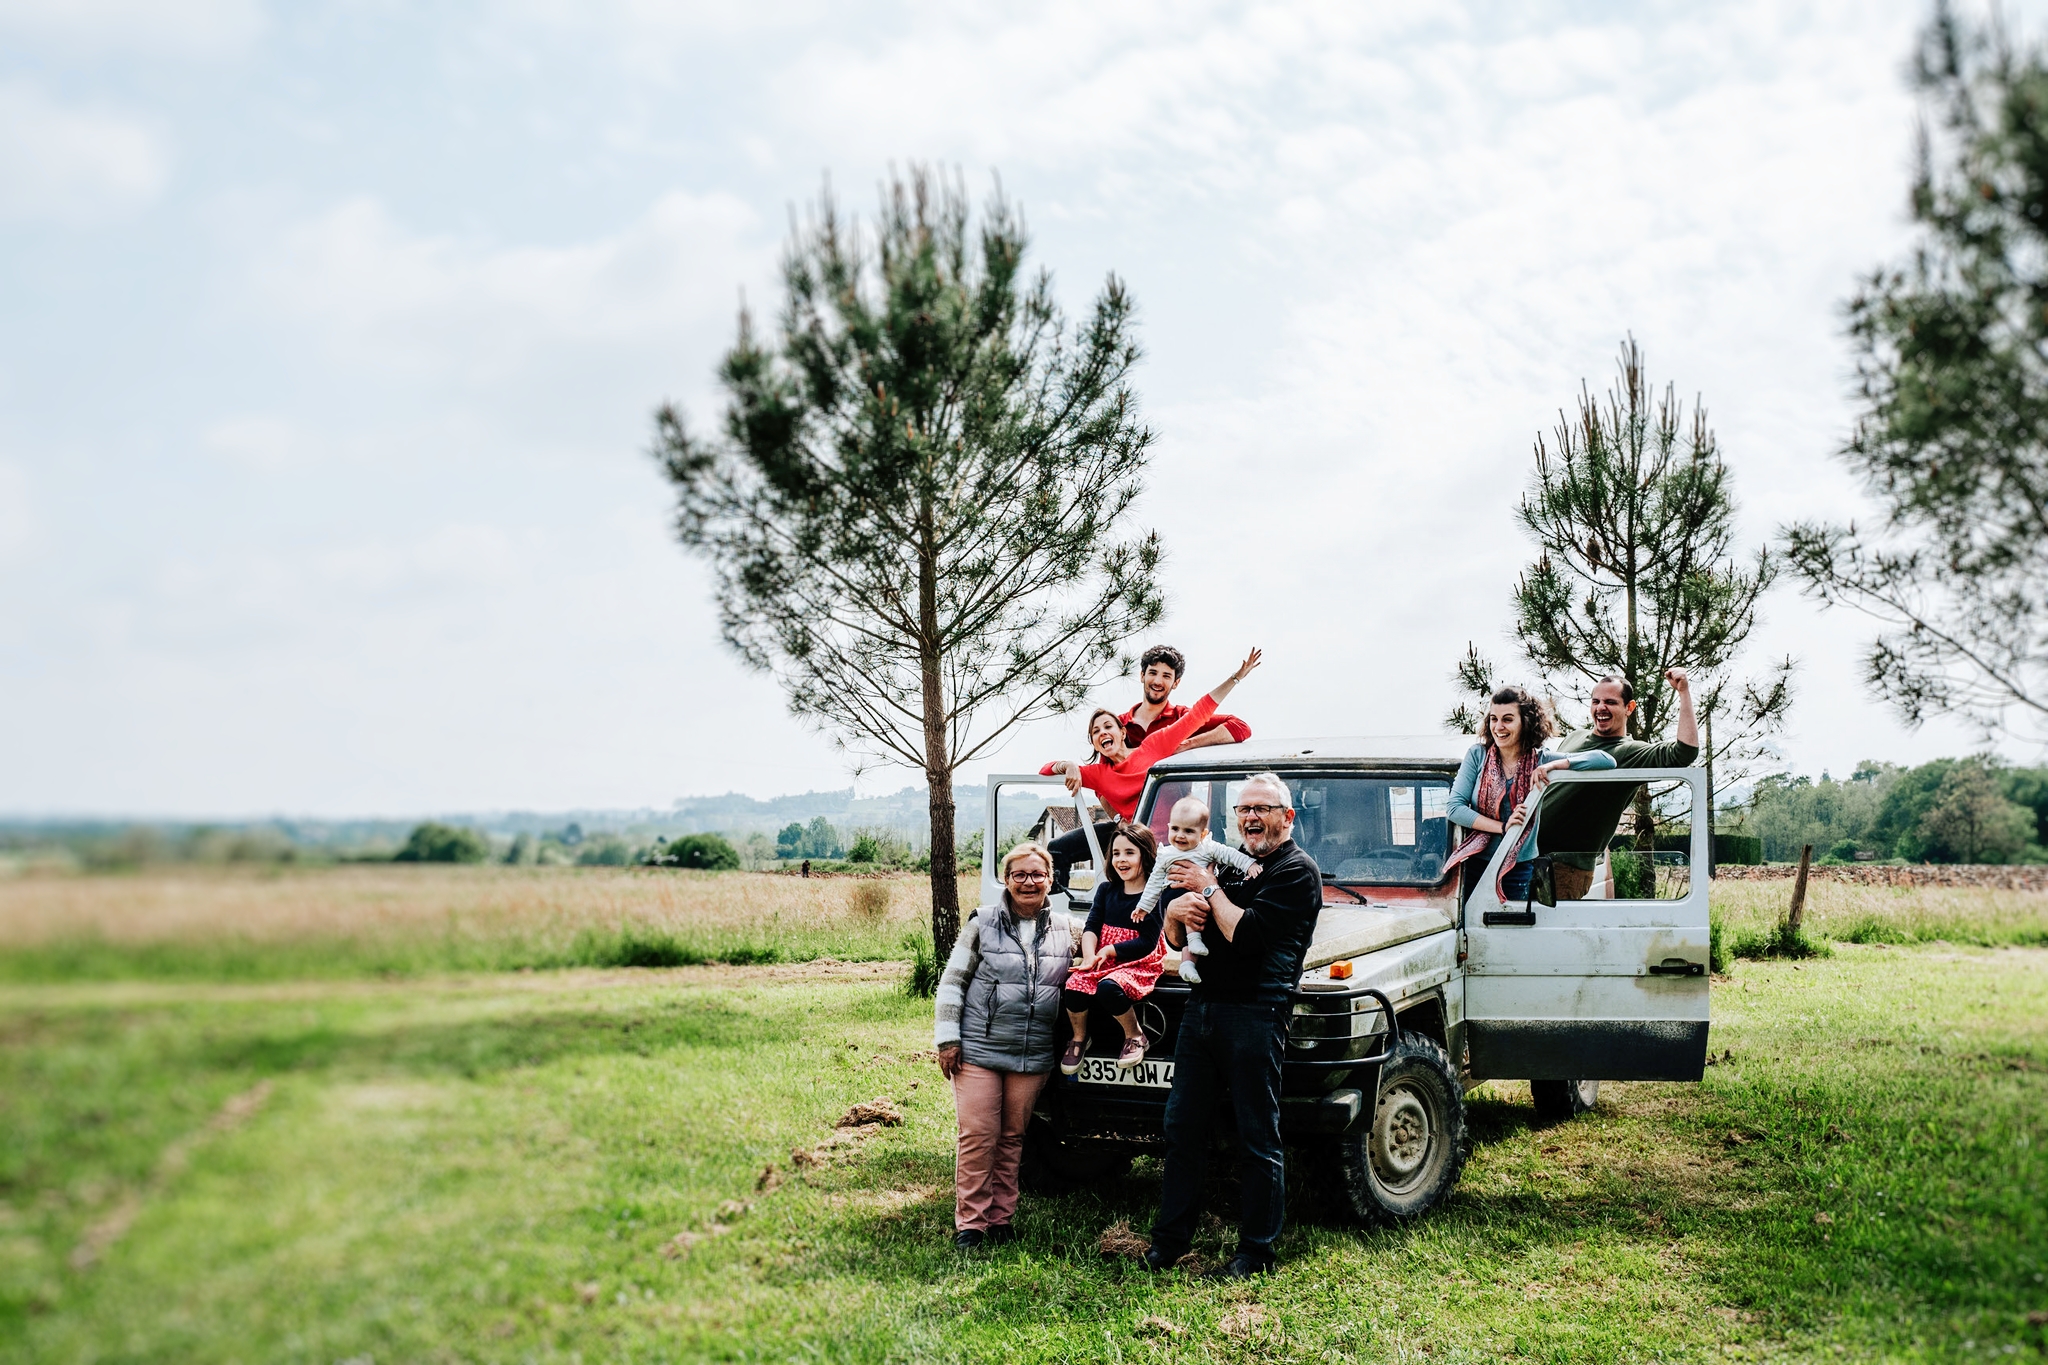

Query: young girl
1058 824 1167 1074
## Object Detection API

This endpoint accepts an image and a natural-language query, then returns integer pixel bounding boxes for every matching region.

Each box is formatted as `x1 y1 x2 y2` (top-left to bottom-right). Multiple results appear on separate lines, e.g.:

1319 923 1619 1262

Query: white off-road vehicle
981 738 1711 1223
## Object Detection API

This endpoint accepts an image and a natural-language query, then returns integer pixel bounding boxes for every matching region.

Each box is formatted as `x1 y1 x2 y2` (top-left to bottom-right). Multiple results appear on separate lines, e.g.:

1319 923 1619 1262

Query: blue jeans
1150 998 1289 1263
1498 860 1534 902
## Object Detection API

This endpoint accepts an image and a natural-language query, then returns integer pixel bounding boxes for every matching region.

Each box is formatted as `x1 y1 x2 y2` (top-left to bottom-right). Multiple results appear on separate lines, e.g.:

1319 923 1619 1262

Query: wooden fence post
1787 844 1812 935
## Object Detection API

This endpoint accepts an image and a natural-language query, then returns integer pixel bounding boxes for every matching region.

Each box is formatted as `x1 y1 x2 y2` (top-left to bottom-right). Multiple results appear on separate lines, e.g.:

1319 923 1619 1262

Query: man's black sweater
1187 838 1322 1005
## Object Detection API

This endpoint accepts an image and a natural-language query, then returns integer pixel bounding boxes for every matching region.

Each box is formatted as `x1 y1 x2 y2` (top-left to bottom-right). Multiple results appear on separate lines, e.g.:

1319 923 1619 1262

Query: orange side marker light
1328 960 1354 980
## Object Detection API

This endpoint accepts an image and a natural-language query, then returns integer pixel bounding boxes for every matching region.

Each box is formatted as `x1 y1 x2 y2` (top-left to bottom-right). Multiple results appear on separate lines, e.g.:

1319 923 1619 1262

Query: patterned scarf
1446 745 1543 871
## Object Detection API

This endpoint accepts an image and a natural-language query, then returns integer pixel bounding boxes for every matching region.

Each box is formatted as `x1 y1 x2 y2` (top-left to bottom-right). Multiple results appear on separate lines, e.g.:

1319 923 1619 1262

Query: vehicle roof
1149 735 1471 773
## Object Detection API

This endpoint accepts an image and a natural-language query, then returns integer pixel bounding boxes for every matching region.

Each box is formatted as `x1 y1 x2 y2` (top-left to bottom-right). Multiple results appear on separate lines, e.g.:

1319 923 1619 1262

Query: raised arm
1205 648 1262 708
1669 668 1698 750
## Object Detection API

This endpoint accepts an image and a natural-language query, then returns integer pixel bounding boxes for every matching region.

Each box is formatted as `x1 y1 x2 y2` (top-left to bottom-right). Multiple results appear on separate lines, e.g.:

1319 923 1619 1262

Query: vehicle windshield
1141 774 1452 886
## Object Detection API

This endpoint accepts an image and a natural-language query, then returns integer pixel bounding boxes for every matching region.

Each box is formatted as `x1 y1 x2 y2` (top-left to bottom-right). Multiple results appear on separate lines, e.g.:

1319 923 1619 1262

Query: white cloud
0 459 33 563
9 0 2042 814
254 190 766 382
201 415 315 472
0 0 262 57
0 82 168 221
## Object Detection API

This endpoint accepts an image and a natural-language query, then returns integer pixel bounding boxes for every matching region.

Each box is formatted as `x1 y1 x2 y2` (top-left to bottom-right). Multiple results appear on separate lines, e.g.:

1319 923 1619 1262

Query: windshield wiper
1320 879 1374 904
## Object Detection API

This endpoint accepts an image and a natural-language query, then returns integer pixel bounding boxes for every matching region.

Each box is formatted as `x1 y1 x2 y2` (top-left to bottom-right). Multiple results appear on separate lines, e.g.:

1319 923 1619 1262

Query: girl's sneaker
1060 1039 1086 1075
1118 1035 1147 1066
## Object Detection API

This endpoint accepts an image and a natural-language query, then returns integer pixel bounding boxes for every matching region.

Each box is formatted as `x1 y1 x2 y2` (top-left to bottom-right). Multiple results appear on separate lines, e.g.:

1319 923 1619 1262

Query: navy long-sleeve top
1083 881 1164 963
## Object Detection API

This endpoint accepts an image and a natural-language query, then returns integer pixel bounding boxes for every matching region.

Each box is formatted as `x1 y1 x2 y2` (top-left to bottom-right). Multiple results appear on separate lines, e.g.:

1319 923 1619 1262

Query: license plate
1075 1056 1175 1088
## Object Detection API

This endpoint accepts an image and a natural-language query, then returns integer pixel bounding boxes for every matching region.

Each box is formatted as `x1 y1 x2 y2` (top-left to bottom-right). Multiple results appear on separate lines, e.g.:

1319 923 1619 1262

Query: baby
1137 796 1261 984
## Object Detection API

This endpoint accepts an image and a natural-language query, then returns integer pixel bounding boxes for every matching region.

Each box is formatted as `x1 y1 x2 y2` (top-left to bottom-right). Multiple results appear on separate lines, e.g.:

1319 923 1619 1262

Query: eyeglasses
1007 870 1049 883
1233 803 1287 818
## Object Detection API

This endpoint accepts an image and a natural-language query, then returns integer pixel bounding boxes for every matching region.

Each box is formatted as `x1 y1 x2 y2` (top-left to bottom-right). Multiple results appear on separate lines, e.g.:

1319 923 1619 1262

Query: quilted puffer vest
960 904 1074 1074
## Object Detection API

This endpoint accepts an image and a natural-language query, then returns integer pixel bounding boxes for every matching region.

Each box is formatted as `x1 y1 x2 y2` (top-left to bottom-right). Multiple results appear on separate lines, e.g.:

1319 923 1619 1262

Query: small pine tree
1512 338 1793 844
653 168 1164 962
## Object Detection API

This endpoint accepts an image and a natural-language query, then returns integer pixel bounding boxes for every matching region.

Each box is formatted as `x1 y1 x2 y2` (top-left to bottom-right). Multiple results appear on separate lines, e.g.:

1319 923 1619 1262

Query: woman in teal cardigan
1445 687 1615 905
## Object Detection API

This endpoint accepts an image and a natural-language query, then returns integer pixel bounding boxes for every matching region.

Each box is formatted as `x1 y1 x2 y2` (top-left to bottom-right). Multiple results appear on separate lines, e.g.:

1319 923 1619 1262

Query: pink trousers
950 1063 1049 1232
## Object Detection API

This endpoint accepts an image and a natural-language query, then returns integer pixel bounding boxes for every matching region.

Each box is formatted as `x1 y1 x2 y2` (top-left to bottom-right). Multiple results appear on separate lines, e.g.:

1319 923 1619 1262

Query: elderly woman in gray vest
933 840 1076 1250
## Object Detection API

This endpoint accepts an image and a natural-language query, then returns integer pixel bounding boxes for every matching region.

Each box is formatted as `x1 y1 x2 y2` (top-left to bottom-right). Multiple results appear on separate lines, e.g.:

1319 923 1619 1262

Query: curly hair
1484 686 1553 750
1140 645 1186 679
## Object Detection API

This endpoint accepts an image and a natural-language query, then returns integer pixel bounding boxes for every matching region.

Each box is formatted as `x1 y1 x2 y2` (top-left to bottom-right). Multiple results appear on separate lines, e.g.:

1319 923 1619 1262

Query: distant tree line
0 813 984 876
1739 755 2048 865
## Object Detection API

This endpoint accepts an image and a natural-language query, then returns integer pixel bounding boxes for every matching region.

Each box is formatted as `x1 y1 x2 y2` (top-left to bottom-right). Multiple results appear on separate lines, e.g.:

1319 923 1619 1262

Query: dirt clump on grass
791 1097 907 1168
1098 1219 1149 1259
837 1098 903 1128
1217 1303 1275 1340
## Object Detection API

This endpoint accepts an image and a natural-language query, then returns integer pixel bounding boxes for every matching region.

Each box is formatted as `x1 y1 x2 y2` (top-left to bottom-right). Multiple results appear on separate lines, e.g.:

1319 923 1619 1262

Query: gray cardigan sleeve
933 911 983 1049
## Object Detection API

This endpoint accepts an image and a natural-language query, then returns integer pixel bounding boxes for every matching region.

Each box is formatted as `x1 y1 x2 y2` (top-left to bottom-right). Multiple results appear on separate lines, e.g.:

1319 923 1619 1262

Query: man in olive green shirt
1536 668 1699 900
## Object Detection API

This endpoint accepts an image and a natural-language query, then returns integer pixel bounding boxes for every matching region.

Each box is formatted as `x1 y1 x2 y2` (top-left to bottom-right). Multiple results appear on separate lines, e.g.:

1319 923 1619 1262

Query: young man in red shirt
1119 645 1253 753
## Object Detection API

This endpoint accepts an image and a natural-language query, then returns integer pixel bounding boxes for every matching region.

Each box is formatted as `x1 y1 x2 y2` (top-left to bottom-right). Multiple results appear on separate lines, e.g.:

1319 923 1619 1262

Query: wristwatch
1199 884 1218 902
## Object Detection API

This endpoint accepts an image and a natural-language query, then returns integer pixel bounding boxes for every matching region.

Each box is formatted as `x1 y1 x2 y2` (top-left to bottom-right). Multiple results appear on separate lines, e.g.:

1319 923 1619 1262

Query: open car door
980 774 1105 913
1461 766 1710 1083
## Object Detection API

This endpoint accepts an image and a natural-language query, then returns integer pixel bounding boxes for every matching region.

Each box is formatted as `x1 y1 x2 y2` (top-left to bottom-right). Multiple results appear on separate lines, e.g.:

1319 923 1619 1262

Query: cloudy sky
2 0 2034 818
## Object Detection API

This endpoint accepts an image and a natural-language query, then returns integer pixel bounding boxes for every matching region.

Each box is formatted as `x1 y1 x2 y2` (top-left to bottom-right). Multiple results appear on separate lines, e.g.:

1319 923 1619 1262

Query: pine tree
1442 642 1498 736
653 168 1164 964
1511 338 1793 844
1784 4 2048 738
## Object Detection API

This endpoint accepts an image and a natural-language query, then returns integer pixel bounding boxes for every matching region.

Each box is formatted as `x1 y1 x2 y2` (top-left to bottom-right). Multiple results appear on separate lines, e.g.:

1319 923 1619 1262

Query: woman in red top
1039 648 1261 893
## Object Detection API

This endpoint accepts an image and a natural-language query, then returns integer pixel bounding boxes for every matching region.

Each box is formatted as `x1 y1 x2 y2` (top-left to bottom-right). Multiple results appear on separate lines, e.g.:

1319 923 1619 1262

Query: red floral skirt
1064 924 1165 1001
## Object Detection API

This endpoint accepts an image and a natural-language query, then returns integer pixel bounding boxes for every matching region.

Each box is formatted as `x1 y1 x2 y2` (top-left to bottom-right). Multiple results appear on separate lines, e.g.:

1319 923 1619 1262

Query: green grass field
0 870 2043 1362
0 866 965 982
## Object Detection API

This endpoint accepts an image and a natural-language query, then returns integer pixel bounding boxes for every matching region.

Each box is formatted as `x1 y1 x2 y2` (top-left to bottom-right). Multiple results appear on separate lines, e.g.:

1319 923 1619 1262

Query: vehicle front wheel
1529 1079 1600 1126
1311 1034 1466 1225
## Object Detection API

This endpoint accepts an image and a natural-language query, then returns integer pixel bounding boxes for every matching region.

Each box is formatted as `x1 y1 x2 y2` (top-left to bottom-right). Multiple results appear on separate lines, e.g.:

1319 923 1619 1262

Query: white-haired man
1147 772 1322 1278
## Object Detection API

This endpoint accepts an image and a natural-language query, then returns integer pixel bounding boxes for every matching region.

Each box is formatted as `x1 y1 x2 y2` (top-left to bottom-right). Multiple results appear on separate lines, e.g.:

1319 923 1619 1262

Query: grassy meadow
1708 877 2048 951
0 865 2043 1362
0 866 969 981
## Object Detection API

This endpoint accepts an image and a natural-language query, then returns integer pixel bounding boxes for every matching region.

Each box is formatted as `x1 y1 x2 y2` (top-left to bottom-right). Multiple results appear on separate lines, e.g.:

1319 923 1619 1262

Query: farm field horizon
0 870 2043 1361
2 862 2045 981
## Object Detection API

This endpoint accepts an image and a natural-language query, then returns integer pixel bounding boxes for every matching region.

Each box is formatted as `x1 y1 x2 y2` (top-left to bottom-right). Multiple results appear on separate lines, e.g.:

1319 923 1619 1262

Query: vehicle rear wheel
1311 1034 1466 1225
1019 1113 1131 1195
1529 1079 1600 1125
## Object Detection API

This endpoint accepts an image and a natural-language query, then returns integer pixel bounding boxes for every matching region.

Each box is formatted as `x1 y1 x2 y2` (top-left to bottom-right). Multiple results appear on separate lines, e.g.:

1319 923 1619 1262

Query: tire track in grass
68 1080 273 1271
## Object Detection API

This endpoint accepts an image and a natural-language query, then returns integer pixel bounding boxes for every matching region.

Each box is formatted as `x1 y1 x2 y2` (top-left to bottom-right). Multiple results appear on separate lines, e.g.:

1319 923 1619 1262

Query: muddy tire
1529 1079 1600 1126
1311 1034 1466 1225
